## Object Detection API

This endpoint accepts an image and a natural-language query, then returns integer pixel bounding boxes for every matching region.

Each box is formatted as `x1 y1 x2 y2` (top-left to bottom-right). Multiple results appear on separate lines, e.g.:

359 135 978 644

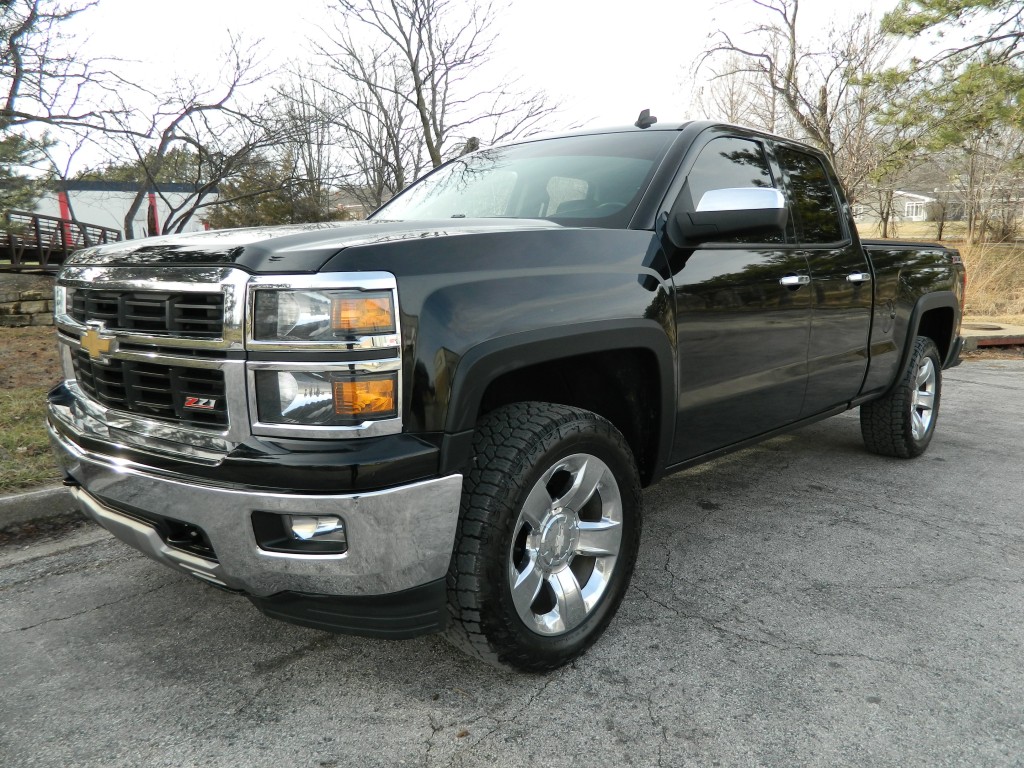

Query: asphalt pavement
1 360 1022 767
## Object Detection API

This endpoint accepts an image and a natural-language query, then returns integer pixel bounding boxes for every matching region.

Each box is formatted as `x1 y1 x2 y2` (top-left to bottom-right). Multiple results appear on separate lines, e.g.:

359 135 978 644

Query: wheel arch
445 320 675 486
904 291 959 369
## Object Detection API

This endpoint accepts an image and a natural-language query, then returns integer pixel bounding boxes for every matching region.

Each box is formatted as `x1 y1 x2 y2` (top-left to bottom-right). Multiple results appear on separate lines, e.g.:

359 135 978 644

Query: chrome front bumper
49 423 463 598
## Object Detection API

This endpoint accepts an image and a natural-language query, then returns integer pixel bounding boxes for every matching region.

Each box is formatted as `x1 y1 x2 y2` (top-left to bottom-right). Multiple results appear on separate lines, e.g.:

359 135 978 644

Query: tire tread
860 335 941 458
445 402 641 672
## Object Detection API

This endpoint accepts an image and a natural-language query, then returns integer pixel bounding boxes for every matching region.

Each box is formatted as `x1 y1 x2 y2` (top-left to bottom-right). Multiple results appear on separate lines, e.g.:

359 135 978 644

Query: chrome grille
51 267 402 458
69 289 224 337
72 349 228 428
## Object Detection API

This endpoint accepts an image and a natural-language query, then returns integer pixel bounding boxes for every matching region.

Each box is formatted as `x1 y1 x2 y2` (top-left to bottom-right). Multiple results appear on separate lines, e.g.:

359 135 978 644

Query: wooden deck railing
2 210 123 270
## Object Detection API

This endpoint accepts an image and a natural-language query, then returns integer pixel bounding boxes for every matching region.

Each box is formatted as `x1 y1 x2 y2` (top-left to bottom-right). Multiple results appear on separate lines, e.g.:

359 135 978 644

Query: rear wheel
861 335 942 458
445 402 642 671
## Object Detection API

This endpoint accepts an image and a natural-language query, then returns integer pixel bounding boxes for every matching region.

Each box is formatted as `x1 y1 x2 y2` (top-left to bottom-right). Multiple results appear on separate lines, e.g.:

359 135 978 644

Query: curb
962 335 1024 352
0 484 79 531
961 322 1024 352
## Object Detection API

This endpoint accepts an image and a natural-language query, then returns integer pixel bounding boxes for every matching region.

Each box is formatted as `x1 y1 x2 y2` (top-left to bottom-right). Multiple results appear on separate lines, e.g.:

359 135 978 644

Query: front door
669 135 812 462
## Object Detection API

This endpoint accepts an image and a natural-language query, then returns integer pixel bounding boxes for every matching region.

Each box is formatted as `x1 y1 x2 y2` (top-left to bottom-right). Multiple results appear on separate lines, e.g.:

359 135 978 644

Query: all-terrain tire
861 335 942 458
445 402 642 672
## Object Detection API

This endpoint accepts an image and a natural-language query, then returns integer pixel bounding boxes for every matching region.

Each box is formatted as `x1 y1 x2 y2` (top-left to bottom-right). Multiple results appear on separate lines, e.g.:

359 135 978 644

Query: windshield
373 132 675 228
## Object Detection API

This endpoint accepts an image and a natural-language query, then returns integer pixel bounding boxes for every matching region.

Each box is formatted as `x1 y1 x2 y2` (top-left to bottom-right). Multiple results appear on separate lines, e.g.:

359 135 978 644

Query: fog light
287 515 347 543
252 511 348 554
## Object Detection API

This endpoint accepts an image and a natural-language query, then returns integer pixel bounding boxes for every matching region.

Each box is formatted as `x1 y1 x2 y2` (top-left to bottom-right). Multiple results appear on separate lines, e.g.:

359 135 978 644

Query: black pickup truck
48 120 965 671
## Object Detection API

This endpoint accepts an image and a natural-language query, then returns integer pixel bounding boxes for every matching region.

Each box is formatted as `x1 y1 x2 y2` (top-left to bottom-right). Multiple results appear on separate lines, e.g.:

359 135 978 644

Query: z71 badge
183 397 217 410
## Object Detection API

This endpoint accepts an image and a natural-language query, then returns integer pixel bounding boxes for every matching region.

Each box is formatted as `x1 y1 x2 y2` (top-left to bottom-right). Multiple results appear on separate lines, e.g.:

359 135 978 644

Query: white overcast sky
68 0 900 163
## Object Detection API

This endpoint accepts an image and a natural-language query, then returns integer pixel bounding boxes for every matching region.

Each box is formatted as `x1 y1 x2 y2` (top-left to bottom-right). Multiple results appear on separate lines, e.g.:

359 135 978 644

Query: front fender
442 320 676 484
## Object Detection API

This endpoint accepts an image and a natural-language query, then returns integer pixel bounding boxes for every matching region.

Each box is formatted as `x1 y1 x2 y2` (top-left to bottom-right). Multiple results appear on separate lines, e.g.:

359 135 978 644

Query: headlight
54 285 70 321
254 370 398 426
252 289 395 342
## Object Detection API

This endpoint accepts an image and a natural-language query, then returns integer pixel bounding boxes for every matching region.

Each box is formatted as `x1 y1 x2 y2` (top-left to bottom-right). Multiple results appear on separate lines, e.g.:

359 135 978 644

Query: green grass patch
0 386 60 494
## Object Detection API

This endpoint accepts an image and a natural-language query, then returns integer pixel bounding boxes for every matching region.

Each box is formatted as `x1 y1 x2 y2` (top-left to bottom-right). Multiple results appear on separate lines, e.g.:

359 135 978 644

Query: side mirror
667 187 787 247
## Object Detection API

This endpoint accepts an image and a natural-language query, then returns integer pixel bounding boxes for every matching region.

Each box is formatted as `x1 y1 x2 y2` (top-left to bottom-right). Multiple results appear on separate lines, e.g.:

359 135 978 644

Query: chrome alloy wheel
508 453 623 636
911 356 937 440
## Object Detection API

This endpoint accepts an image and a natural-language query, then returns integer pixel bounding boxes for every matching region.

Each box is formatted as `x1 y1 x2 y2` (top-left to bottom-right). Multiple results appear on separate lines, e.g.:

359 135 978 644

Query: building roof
893 190 937 203
62 181 219 194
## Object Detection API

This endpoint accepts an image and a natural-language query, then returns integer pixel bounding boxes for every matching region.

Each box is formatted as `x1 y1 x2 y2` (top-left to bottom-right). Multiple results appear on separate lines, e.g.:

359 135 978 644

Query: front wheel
445 402 642 672
861 335 942 458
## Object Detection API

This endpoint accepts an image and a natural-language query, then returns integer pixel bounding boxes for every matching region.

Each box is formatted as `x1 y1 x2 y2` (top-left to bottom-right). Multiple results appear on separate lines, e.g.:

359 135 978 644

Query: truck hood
64 218 566 273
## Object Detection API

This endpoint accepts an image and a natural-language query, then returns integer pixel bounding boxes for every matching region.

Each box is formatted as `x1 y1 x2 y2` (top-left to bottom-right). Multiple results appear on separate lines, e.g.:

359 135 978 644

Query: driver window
687 137 775 205
684 137 783 244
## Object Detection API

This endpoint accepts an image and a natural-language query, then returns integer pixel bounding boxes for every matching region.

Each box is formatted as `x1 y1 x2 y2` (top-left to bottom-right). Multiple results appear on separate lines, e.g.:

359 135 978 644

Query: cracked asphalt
2 361 1022 767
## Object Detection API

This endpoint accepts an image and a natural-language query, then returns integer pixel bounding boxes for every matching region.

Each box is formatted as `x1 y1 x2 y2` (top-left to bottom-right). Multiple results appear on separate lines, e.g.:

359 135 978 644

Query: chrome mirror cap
696 187 785 212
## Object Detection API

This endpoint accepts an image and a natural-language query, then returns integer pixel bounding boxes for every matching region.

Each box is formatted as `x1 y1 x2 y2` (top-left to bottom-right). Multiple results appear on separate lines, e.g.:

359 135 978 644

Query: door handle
779 274 810 287
847 272 872 284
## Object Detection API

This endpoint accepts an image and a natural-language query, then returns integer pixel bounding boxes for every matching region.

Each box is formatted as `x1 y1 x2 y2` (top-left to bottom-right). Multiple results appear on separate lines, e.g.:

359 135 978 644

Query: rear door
775 146 873 416
669 134 812 462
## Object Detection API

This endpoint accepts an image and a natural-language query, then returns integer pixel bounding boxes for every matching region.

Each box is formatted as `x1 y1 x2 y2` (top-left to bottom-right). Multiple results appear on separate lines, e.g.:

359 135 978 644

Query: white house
895 191 936 222
33 181 218 237
852 190 938 224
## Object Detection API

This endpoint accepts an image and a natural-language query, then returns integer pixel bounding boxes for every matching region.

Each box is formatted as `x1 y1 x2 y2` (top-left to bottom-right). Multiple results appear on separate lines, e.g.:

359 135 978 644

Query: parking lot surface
1 361 1022 767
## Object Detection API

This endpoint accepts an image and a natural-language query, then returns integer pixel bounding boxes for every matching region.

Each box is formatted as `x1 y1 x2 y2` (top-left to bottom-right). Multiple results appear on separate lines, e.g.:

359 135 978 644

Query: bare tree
154 114 287 235
284 50 425 211
274 66 422 215
946 126 1024 242
98 39 282 238
276 78 340 219
700 0 923 204
333 64 426 211
2 0 124 220
696 53 792 134
1 0 122 130
695 56 760 125
326 0 555 168
267 1 559 215
872 186 898 239
311 0 555 204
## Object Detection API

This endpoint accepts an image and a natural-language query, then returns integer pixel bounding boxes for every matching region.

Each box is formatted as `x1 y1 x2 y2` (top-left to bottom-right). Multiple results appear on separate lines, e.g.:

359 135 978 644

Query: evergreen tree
883 0 1024 133
0 130 48 223
882 1 1024 240
204 153 352 229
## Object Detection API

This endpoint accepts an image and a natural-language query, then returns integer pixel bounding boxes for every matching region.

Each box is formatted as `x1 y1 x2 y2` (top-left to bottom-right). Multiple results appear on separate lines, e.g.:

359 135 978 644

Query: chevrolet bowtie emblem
81 327 116 360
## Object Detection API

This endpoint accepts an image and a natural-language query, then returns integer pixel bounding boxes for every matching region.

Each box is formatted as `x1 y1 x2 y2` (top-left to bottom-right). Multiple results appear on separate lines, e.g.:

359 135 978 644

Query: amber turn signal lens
330 294 395 335
332 377 397 419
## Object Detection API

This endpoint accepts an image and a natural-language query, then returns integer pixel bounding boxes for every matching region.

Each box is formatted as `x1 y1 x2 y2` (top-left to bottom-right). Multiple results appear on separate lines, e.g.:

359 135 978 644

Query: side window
685 137 781 243
776 147 844 243
687 137 775 201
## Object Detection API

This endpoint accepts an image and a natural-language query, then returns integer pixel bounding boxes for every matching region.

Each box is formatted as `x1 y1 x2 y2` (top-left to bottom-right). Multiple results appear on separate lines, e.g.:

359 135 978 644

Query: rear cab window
776 147 845 244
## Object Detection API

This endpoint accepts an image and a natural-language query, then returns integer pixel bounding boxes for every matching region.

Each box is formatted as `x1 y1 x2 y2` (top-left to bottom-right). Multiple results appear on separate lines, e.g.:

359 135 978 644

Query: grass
958 243 1024 323
0 386 61 494
858 220 970 242
859 220 1024 325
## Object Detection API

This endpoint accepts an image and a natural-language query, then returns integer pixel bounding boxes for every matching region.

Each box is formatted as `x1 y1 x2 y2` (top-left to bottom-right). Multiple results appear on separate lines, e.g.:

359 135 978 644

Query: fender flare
445 319 677 481
895 290 960 375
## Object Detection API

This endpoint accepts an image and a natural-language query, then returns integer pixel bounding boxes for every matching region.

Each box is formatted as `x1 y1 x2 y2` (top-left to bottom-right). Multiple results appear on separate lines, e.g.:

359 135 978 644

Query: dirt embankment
0 326 61 389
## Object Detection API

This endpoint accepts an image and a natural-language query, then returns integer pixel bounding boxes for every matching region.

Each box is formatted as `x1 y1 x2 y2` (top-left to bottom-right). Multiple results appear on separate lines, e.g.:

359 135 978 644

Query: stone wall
0 274 55 327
